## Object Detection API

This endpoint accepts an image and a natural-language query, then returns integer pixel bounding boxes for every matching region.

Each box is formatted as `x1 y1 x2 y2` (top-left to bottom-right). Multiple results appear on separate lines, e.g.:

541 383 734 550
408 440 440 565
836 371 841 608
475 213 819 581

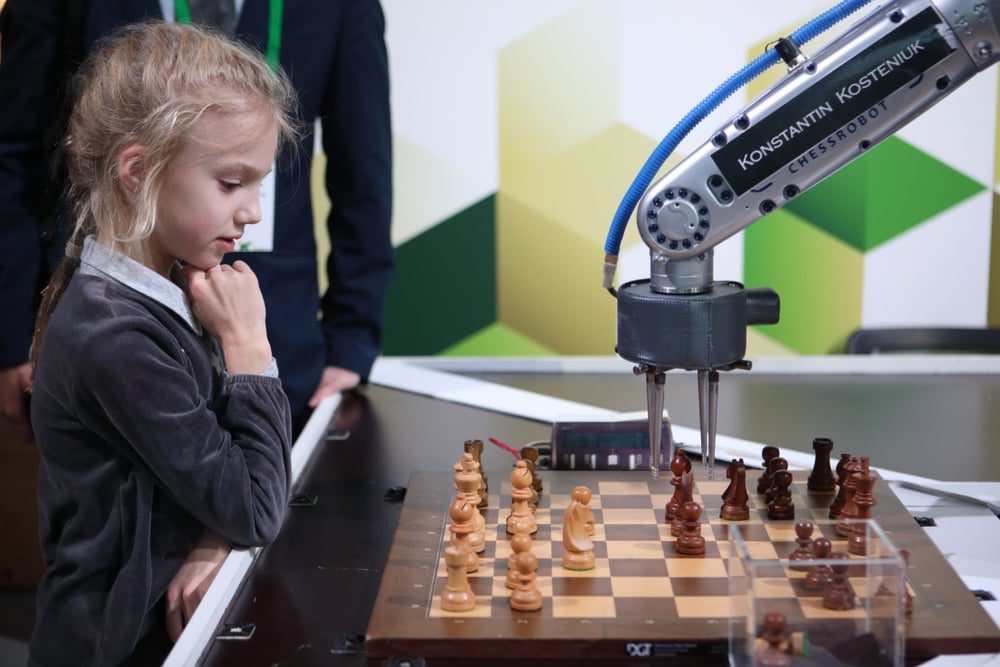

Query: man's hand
307 366 361 408
166 530 231 642
0 363 34 442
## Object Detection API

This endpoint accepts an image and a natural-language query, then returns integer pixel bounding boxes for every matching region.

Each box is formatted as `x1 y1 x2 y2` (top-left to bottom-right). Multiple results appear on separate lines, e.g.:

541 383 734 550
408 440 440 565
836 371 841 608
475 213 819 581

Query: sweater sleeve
76 313 292 546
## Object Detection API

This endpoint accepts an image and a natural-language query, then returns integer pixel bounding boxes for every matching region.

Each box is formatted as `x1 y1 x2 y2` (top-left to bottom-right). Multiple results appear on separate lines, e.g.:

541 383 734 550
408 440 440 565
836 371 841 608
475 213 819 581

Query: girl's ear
117 145 146 193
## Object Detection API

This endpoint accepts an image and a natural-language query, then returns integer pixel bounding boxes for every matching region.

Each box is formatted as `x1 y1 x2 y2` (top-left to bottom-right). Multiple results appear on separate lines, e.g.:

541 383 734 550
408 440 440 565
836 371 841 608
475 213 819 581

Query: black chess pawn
765 457 789 504
671 470 694 537
665 448 690 521
758 446 780 494
803 537 833 591
767 469 795 520
675 500 705 555
788 521 814 571
822 552 856 611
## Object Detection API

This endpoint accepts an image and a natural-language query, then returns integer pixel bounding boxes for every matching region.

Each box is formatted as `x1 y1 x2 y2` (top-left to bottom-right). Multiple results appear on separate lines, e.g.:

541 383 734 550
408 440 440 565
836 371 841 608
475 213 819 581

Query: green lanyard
174 0 283 71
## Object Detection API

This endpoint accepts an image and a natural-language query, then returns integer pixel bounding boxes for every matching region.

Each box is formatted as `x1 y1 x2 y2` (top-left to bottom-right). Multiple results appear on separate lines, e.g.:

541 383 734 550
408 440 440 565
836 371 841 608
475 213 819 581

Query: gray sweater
29 239 292 666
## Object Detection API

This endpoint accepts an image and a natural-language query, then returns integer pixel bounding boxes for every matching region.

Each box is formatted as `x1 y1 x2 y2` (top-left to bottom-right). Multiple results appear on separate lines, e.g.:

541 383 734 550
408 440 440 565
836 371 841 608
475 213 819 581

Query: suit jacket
0 0 394 415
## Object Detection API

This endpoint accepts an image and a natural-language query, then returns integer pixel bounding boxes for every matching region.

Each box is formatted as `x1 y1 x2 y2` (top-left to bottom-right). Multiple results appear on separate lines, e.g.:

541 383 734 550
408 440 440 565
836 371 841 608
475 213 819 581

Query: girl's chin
185 257 221 272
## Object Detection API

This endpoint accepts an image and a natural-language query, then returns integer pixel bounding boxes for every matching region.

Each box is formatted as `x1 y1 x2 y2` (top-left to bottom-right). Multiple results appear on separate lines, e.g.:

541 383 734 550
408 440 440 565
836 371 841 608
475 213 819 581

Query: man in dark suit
0 0 394 436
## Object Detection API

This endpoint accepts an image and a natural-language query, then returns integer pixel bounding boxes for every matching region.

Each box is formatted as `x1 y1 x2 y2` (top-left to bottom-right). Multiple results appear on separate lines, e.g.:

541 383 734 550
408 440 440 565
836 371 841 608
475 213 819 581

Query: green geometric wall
744 137 986 354
382 196 496 355
781 137 985 252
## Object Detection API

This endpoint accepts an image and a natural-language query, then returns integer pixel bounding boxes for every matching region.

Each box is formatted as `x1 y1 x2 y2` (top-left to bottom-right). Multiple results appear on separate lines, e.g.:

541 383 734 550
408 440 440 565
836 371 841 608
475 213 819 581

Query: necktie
188 0 238 35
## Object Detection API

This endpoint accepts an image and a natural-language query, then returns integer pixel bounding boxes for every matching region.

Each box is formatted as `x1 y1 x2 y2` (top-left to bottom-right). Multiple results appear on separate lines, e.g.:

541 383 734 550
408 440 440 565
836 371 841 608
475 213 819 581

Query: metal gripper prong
697 369 720 480
639 367 666 481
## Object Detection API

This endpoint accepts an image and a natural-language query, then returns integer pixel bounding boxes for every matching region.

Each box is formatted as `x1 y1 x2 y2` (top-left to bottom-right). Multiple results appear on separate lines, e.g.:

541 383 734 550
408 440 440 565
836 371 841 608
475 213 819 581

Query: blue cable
604 0 874 257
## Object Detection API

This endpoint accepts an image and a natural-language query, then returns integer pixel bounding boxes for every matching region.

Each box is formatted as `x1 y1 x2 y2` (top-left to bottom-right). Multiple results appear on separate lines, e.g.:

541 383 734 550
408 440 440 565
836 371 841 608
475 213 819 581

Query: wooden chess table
366 468 1000 665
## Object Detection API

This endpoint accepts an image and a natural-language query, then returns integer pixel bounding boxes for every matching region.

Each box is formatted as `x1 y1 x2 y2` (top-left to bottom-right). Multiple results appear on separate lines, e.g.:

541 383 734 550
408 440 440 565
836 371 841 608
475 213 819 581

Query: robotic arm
617 0 1000 479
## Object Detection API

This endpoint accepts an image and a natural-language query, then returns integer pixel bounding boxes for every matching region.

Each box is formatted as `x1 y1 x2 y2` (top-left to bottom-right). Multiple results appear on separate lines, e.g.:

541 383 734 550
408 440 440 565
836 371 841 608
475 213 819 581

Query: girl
28 21 300 666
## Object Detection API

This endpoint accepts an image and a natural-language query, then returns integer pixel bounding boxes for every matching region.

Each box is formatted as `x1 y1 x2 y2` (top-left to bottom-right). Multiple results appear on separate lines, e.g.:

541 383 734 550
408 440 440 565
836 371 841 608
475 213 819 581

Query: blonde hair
31 21 300 369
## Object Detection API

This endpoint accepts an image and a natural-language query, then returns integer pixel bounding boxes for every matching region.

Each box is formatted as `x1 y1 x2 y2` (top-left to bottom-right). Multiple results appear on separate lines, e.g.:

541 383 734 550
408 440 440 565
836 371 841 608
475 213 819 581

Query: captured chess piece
788 521 814 571
822 552 856 611
562 486 596 570
758 445 780 494
755 611 792 667
506 532 534 590
510 551 543 611
807 437 836 492
721 459 750 521
506 460 537 535
675 500 705 556
766 469 795 520
440 545 475 612
829 452 852 518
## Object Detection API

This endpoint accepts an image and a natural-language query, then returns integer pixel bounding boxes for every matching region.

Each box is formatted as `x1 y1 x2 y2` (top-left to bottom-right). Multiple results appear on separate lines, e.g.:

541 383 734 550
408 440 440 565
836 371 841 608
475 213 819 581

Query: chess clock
549 412 673 471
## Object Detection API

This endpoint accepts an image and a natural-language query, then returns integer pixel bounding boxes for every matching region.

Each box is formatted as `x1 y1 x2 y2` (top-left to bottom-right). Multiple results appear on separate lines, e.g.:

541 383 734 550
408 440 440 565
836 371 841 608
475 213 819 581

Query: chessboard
366 467 1000 665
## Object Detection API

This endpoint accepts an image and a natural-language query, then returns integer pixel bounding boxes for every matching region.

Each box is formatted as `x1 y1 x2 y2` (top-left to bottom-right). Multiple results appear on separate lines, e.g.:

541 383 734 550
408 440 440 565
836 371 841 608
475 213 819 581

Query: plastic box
728 519 905 666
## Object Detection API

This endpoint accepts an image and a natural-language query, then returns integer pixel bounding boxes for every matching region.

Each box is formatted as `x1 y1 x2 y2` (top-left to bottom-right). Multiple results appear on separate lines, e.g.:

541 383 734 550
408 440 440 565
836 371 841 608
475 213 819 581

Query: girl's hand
183 261 272 374
165 530 231 642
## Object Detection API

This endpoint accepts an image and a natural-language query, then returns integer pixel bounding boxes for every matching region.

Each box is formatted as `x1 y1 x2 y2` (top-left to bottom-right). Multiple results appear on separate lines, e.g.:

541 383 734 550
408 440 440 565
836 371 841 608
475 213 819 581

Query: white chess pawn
509 551 542 611
506 532 533 590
